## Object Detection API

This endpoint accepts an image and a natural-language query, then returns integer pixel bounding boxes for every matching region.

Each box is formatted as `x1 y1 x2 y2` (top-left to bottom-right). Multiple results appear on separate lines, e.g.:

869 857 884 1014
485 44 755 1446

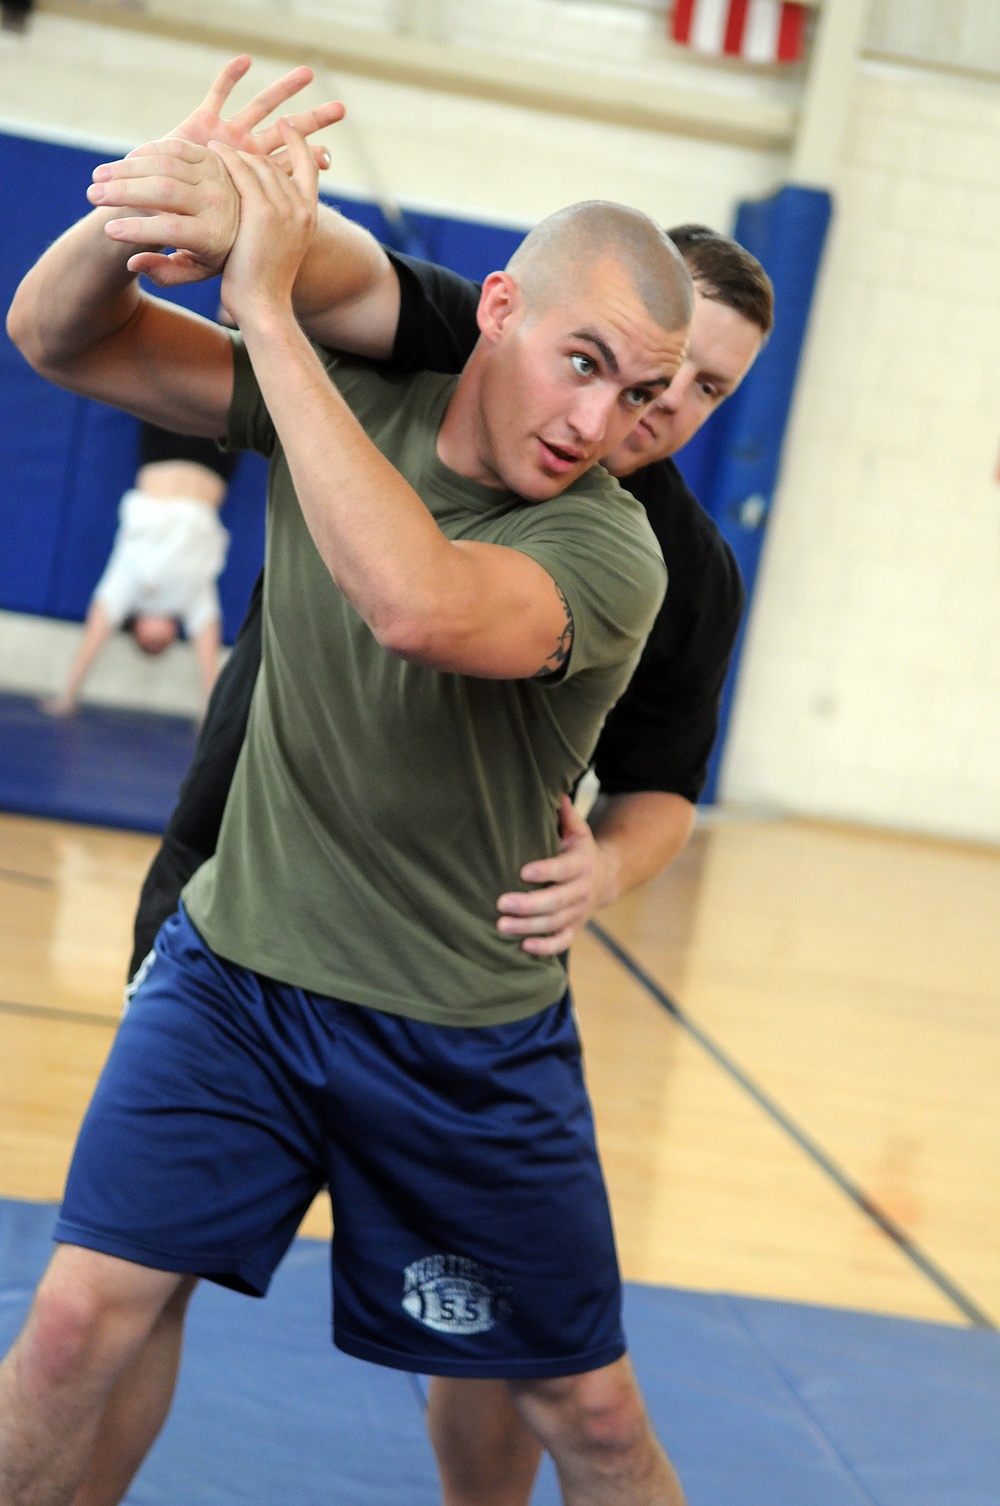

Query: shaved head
506 201 693 334
451 200 693 500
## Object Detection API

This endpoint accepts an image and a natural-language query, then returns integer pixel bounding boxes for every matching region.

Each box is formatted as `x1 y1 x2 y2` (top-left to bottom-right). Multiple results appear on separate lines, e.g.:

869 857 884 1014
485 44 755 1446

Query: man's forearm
291 205 400 357
591 791 696 906
236 306 457 652
496 789 696 954
7 207 144 373
9 202 233 435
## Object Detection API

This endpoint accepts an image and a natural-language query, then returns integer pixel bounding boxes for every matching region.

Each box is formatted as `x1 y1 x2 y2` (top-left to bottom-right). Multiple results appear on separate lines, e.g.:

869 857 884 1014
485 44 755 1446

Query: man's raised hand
162 55 342 162
212 120 320 326
90 56 343 286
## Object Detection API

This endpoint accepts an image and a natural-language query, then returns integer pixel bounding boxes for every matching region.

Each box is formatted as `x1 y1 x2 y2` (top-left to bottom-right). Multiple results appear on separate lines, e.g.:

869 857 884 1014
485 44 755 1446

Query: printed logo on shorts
122 947 156 1017
401 1254 513 1335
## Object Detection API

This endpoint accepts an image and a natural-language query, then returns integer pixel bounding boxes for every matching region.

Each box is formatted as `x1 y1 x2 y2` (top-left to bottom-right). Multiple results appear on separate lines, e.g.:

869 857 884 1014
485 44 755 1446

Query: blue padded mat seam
723 1295 881 1506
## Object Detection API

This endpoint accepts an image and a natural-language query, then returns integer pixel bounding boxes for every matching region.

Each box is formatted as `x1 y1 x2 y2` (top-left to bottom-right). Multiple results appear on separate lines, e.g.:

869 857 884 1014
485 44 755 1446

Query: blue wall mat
0 134 94 614
321 190 527 281
406 205 527 282
2 1198 998 1506
690 184 834 801
47 403 140 619
0 131 256 640
671 394 724 507
0 129 527 643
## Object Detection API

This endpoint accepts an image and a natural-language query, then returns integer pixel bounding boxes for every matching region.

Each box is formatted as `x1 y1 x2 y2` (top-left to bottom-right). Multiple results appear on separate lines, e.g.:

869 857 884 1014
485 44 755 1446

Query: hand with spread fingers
496 795 614 956
162 54 342 164
87 55 343 287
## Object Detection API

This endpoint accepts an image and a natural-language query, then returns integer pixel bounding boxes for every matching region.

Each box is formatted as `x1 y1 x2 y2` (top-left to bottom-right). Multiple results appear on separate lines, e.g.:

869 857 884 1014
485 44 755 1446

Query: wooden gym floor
1 809 997 1329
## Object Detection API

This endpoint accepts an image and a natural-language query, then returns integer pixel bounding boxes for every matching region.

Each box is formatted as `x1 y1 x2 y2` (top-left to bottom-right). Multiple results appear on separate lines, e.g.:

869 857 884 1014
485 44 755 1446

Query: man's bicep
422 542 574 680
42 297 235 438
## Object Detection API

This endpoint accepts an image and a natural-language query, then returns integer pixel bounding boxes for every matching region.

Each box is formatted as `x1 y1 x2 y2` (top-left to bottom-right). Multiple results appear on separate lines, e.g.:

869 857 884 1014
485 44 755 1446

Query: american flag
670 0 810 65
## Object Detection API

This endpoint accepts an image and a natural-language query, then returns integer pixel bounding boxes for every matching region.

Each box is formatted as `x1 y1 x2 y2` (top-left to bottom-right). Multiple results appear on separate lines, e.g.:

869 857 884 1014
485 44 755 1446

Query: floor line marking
0 998 119 1029
587 917 996 1331
0 867 54 888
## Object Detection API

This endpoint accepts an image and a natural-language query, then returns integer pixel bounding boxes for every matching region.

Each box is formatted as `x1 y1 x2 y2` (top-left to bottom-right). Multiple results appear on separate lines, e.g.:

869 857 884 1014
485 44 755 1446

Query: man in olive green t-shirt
3 117 692 1506
182 340 665 1027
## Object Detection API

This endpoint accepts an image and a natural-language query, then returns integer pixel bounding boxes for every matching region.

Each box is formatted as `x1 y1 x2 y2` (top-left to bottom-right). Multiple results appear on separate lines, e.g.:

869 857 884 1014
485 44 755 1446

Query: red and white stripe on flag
671 0 809 65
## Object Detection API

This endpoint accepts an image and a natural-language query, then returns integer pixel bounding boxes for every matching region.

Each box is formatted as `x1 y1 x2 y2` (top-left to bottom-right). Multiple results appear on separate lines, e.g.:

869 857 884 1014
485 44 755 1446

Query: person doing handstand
44 421 233 719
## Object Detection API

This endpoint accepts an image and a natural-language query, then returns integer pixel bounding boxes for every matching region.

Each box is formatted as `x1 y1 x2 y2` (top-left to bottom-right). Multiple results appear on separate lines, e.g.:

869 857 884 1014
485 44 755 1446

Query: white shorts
93 490 229 638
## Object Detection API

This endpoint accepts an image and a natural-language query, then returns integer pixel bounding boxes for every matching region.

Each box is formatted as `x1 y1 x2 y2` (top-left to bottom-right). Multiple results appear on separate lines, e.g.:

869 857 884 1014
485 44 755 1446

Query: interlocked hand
87 56 343 287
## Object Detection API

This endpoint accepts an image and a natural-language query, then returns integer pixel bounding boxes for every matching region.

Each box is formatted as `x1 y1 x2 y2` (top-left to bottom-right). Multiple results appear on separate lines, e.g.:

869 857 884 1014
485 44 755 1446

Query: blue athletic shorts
56 905 626 1379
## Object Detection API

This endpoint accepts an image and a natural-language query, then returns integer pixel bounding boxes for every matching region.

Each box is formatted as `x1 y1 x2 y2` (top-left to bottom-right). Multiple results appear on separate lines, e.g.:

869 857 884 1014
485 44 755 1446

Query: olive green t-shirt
184 338 666 1026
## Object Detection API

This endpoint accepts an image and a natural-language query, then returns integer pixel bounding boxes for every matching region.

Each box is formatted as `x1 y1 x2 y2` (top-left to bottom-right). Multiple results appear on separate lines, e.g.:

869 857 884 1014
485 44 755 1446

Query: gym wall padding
1 126 829 792
0 128 525 643
675 185 834 801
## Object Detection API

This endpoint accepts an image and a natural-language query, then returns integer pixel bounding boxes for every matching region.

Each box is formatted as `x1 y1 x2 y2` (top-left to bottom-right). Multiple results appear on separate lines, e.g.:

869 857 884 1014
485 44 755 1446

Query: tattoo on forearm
533 583 574 679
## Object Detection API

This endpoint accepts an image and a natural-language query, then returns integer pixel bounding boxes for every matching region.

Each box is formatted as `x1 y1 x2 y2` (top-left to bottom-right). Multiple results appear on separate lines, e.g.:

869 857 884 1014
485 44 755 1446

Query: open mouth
539 438 582 471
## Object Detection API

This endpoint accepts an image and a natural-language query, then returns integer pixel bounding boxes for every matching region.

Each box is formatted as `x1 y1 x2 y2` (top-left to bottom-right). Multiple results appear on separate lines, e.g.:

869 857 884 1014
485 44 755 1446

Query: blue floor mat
0 692 195 833
1 1199 997 1505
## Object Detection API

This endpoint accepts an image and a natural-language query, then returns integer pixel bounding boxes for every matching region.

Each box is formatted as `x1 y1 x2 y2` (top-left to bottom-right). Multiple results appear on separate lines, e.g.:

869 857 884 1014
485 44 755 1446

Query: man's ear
476 271 521 344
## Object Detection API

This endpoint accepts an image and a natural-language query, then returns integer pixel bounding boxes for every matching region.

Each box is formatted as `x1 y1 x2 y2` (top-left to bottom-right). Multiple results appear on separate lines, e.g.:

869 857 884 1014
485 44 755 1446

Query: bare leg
0 1244 186 1506
42 603 114 717
511 1356 685 1506
427 1377 542 1506
70 1278 197 1506
190 618 222 719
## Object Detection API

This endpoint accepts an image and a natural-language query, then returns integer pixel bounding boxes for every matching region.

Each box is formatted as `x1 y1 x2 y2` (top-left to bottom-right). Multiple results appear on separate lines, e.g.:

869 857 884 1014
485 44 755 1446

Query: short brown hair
667 224 774 339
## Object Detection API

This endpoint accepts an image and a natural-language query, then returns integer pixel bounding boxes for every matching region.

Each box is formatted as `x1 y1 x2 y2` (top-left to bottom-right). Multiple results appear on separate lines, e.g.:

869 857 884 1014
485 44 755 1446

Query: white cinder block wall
722 61 1000 844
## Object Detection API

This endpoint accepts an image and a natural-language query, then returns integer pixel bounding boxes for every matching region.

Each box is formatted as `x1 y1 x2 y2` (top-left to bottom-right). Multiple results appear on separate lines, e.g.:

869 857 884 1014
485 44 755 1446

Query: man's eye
700 383 720 400
625 388 651 408
570 353 595 377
